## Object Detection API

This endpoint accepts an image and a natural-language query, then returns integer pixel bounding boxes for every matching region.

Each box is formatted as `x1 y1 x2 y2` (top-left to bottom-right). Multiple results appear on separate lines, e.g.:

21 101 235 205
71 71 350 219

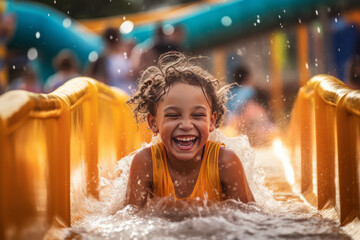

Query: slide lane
1 75 360 238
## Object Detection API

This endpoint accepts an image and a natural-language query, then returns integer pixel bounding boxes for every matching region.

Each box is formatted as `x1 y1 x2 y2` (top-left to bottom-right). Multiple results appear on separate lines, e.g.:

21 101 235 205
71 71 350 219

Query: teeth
175 137 196 141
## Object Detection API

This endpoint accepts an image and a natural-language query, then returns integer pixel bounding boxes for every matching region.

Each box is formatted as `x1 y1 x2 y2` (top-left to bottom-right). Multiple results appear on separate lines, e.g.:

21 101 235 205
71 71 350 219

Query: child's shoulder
218 145 241 168
131 146 153 171
134 145 152 157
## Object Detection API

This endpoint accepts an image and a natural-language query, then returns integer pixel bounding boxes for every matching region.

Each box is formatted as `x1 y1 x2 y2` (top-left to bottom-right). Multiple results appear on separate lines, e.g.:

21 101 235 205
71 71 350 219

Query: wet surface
62 130 350 240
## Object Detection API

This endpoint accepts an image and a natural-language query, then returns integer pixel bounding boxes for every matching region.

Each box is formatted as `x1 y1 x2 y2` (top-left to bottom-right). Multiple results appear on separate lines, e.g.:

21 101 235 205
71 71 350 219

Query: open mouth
173 136 198 150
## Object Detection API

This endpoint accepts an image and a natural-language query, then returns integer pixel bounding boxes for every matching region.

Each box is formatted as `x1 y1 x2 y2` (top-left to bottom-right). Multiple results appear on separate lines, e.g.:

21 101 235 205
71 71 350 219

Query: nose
179 118 193 131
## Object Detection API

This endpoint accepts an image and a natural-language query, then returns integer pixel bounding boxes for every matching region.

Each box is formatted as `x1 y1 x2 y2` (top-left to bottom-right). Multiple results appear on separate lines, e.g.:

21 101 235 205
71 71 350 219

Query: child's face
147 82 216 162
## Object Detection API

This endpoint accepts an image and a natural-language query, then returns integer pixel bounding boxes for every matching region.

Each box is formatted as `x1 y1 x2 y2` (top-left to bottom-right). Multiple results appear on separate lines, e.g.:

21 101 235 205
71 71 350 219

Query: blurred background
1 0 360 140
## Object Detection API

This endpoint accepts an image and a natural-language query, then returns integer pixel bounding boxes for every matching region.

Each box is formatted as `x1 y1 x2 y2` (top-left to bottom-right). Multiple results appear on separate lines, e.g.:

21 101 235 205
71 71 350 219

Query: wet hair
127 51 230 128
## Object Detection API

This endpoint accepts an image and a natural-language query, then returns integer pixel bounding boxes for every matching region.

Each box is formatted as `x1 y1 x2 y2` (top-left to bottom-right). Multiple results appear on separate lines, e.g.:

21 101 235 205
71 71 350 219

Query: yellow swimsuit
151 141 223 201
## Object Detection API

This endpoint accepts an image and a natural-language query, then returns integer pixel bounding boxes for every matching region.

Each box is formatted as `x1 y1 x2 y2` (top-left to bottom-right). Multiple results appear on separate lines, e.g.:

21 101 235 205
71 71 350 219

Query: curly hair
126 51 230 128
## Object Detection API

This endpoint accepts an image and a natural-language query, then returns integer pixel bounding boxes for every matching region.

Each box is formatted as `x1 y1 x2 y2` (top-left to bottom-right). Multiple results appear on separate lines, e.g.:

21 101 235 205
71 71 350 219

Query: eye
165 113 179 118
193 113 206 117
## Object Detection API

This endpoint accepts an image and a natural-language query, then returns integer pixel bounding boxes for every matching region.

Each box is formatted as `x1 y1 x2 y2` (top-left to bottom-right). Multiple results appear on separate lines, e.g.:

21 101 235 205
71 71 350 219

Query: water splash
63 129 350 239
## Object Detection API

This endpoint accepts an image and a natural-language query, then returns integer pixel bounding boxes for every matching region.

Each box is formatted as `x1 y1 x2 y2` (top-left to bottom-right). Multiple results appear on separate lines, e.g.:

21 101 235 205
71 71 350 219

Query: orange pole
49 96 71 226
213 47 227 82
297 25 310 87
298 87 315 198
314 78 349 210
84 83 99 199
0 119 4 239
270 33 285 124
337 91 360 225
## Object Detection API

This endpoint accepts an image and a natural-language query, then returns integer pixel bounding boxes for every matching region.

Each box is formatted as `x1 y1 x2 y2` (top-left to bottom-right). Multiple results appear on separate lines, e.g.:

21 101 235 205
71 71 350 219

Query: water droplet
35 32 40 39
317 27 321 33
54 0 56 4
88 51 98 62
63 18 72 28
315 10 319 15
278 15 281 19
257 19 260 24
163 24 174 36
334 18 338 23
137 179 141 185
283 9 286 13
221 16 232 27
305 63 309 69
27 48 38 60
48 13 51 17
117 69 121 73
120 20 134 34
327 7 331 13
254 23 257 26
337 48 341 52
12 65 15 70
298 18 302 24
123 16 126 20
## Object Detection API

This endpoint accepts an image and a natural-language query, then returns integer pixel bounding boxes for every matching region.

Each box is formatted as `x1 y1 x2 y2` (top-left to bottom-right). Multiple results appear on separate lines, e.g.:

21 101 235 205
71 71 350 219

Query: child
125 52 254 207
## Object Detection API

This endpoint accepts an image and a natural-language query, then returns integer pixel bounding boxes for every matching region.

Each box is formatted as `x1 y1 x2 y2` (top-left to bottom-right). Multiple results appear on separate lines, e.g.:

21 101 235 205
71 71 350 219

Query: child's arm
125 147 153 207
219 148 255 203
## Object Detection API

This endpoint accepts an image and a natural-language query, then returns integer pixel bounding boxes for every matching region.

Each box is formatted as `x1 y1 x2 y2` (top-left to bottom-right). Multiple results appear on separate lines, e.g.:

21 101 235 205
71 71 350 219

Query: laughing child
125 52 254 207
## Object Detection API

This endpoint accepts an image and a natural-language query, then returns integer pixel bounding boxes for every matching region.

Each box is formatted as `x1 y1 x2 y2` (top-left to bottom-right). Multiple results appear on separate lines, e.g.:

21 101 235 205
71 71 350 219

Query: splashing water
63 130 350 239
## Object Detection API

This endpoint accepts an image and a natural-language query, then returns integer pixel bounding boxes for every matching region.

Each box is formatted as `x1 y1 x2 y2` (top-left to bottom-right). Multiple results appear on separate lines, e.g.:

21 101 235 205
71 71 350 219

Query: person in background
226 65 256 114
44 49 80 93
225 65 277 147
130 23 185 80
88 27 135 94
7 63 42 93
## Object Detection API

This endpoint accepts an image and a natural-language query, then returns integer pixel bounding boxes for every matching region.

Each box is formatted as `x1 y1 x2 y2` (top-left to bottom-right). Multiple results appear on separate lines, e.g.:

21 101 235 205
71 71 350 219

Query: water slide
5 0 359 81
1 0 360 239
1 75 359 239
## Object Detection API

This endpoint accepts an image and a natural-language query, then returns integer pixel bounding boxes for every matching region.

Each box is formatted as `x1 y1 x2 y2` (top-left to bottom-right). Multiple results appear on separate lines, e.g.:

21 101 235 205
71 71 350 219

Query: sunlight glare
272 138 295 186
120 20 134 34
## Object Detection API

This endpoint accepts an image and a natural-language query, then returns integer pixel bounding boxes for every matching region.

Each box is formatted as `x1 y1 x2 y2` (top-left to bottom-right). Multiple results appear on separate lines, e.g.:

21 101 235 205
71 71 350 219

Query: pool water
63 130 350 240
